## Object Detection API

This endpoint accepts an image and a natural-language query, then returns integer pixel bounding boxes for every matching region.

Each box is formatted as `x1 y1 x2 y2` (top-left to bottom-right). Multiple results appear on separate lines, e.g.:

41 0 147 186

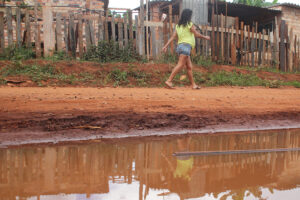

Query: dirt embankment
0 87 299 146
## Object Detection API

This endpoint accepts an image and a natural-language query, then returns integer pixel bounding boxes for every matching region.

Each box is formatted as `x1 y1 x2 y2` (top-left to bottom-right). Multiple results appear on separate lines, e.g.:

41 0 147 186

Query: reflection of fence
1 130 300 199
0 6 300 72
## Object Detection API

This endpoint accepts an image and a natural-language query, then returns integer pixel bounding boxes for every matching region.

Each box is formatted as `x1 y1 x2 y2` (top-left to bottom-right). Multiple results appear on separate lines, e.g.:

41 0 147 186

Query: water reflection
1 129 300 200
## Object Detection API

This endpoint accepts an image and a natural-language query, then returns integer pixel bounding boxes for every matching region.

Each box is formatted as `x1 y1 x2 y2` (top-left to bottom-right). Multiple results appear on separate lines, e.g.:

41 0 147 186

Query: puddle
1 129 300 200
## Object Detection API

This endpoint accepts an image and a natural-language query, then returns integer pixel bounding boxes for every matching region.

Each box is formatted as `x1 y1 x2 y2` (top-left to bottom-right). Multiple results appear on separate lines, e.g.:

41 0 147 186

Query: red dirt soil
0 87 300 146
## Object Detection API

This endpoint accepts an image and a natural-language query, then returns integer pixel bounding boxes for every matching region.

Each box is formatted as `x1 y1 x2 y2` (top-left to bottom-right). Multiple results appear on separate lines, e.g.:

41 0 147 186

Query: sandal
192 85 201 90
165 81 175 89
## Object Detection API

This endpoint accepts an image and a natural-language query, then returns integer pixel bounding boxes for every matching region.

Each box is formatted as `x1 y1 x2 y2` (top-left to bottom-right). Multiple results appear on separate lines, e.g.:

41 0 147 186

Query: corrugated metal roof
267 3 300 9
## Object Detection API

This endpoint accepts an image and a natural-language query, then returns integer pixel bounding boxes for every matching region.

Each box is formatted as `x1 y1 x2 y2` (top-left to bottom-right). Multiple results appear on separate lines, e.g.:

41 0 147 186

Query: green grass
204 71 269 87
282 81 300 88
0 46 36 61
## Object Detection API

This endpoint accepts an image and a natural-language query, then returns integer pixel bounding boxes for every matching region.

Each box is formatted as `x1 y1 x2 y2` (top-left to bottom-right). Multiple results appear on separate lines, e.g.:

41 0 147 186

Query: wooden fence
0 6 300 72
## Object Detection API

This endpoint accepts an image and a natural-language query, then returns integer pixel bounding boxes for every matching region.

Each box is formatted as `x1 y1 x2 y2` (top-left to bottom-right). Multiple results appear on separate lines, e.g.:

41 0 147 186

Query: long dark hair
178 9 193 27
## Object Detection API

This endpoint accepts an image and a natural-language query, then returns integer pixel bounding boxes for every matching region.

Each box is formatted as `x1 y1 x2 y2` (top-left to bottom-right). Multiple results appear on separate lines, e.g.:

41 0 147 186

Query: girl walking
162 9 210 89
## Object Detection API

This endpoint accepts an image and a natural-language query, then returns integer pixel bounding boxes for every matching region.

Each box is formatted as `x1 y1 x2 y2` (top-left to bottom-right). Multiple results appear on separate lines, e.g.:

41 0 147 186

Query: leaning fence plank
274 17 279 69
240 21 244 65
211 0 215 60
56 13 63 51
231 26 236 65
151 27 156 58
128 10 133 41
247 25 250 66
25 10 31 48
258 31 262 66
34 0 41 57
279 20 286 72
16 8 22 47
0 12 4 52
43 4 55 56
78 14 83 58
6 7 13 46
294 35 297 71
135 15 139 53
140 0 145 56
262 29 266 66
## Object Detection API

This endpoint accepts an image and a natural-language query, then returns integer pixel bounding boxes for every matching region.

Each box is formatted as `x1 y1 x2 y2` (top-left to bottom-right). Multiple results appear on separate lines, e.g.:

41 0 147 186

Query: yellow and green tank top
176 22 195 48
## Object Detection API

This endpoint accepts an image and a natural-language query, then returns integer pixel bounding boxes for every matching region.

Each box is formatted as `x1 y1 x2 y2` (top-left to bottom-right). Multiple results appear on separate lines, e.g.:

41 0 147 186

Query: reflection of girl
162 9 210 89
161 137 194 194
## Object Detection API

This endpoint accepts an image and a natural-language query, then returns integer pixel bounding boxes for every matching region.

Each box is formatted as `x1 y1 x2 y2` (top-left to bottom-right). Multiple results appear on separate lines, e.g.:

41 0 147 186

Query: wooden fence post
25 10 31 48
279 20 286 72
63 17 68 54
89 19 95 45
128 10 133 41
0 12 4 52
78 14 83 58
43 4 55 56
104 10 109 41
118 18 124 49
140 0 145 56
34 0 41 57
169 4 173 54
135 15 139 53
211 0 215 60
124 15 128 47
85 19 92 49
220 14 224 62
16 8 21 47
251 26 255 67
111 14 116 42
69 13 76 57
6 7 13 47
288 28 293 72
98 11 104 42
56 13 63 51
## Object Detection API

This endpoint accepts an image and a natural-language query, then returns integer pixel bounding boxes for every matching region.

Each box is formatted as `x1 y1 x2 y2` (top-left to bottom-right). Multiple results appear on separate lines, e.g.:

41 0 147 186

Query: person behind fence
162 9 210 89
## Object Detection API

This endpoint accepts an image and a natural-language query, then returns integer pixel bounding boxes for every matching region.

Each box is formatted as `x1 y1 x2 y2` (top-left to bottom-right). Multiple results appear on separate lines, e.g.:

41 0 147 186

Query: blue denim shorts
176 43 192 56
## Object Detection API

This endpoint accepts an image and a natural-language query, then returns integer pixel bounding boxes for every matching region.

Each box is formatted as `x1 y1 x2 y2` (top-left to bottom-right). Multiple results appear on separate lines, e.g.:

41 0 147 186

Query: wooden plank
240 21 244 65
0 12 4 52
251 26 255 67
247 26 250 66
6 7 13 46
89 19 95 45
255 22 258 66
279 20 286 72
274 17 279 69
294 35 297 71
267 30 271 66
205 25 209 58
34 0 41 57
288 28 293 72
231 26 236 65
56 13 63 51
158 26 163 58
69 13 76 57
211 0 215 60
220 14 224 62
258 31 262 66
105 10 109 41
235 17 239 49
151 26 156 59
63 17 69 54
118 20 123 49
169 4 173 54
163 19 168 51
25 10 31 48
78 14 83 58
111 14 116 42
135 15 139 53
124 15 128 47
146 0 150 60
262 29 266 66
128 10 133 41
16 8 22 47
43 4 55 56
98 11 104 42
85 19 92 49
140 0 145 56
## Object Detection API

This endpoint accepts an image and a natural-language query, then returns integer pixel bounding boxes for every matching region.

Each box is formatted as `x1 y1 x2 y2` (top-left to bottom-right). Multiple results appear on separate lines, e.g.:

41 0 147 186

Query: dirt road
0 87 300 146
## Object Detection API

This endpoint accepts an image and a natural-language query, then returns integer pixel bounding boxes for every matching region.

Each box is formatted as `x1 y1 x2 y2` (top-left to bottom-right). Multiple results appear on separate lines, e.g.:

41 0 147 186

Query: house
2 0 109 11
269 3 300 37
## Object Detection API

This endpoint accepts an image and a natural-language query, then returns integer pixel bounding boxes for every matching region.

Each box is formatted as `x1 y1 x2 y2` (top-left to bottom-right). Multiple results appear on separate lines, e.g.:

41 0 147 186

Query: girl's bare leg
186 56 198 88
165 54 188 86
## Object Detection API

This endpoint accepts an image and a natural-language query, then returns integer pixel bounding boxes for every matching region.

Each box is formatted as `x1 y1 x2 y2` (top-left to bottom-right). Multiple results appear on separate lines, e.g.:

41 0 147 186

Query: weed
191 55 215 68
108 68 128 86
205 71 268 87
158 53 178 64
83 41 140 63
282 81 300 88
45 51 71 61
0 46 35 60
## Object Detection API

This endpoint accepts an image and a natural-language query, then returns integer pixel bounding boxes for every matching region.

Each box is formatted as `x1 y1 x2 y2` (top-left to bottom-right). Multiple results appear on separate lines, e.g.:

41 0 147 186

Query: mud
0 87 300 146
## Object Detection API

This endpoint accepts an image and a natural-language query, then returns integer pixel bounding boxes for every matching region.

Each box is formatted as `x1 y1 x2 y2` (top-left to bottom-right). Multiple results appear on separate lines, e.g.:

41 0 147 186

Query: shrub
0 46 36 60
